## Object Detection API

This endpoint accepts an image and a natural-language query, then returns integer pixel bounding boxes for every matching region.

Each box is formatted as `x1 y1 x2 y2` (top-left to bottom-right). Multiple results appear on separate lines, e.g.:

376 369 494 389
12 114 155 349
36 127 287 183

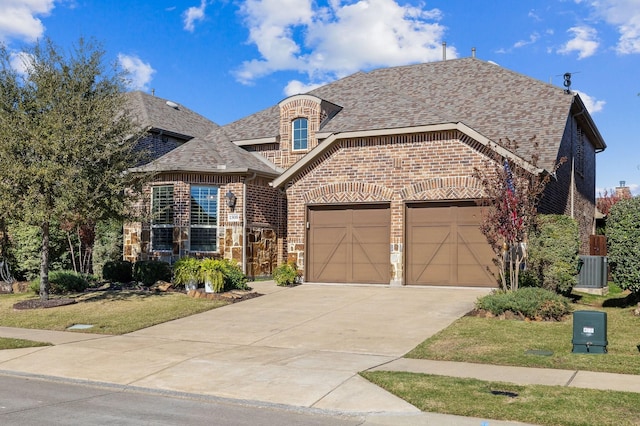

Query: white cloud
284 79 325 96
183 0 208 32
235 0 454 87
586 0 640 54
558 25 599 58
0 0 54 43
575 90 606 114
9 50 34 74
514 32 540 48
118 54 156 91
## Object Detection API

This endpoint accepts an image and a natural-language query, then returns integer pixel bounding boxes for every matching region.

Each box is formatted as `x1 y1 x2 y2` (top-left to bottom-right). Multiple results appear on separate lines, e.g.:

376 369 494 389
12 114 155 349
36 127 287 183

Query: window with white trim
190 186 218 252
292 117 308 151
151 185 174 251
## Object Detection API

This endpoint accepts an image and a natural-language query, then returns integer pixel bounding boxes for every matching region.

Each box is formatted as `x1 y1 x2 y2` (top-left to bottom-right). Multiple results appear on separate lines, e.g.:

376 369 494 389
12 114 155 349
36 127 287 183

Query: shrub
30 270 90 294
527 214 579 295
133 260 172 286
102 260 133 283
476 287 572 320
607 197 640 294
220 259 249 291
273 261 300 286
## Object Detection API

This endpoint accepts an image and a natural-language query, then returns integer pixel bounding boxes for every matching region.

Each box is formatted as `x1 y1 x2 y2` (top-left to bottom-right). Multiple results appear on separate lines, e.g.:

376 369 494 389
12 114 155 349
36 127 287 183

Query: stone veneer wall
123 173 245 265
244 176 286 277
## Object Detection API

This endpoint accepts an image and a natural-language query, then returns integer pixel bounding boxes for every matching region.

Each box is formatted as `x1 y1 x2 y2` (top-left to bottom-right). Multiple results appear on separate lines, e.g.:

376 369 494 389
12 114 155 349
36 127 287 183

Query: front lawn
361 284 640 425
0 290 229 336
405 286 640 375
361 371 640 426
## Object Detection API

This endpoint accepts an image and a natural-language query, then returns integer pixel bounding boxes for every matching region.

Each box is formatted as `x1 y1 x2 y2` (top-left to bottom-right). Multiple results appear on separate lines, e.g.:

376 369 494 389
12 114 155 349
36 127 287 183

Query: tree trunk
39 221 50 301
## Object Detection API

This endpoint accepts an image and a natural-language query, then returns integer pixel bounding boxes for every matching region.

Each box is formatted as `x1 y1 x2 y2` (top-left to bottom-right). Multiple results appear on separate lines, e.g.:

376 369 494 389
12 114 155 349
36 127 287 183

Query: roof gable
126 91 219 140
132 127 280 177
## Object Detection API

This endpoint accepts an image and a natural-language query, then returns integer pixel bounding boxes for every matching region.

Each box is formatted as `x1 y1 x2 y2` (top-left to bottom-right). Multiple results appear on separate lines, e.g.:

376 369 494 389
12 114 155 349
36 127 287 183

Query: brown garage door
307 204 390 284
406 202 496 287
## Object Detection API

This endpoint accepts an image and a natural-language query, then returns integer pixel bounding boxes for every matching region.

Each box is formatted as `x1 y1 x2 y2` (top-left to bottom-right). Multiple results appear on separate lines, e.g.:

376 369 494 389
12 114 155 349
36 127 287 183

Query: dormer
277 94 342 169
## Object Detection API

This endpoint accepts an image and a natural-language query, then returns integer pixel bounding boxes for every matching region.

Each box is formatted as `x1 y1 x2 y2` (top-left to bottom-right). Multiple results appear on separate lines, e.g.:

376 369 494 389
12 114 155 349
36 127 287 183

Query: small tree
597 188 631 216
473 137 565 291
527 214 580 295
607 196 640 294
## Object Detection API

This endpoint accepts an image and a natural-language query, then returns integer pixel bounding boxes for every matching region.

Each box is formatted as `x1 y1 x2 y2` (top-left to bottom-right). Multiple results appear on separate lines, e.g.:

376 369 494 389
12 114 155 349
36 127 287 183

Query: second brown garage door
307 204 390 284
406 202 497 287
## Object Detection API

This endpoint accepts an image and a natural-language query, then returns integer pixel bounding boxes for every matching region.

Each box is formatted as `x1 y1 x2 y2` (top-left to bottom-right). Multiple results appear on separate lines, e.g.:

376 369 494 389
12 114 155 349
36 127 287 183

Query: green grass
359 284 640 425
0 337 51 350
0 291 229 336
405 286 640 375
361 371 640 426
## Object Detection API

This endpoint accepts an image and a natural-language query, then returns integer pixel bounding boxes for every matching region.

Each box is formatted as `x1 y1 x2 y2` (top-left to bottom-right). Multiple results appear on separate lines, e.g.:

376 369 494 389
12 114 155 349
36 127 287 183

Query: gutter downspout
243 172 257 275
571 157 575 219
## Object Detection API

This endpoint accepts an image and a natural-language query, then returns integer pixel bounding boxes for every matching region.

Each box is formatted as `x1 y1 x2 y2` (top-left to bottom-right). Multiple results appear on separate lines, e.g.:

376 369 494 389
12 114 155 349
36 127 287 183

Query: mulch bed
13 298 77 310
11 282 262 310
465 308 569 322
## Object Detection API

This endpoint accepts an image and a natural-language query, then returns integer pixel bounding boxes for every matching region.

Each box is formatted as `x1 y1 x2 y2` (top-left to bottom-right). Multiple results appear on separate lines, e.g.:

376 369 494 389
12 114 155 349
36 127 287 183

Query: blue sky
1 0 639 195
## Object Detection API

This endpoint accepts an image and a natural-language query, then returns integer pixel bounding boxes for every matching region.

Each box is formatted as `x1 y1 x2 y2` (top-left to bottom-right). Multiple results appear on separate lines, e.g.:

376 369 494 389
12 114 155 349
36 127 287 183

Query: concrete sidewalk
0 282 636 425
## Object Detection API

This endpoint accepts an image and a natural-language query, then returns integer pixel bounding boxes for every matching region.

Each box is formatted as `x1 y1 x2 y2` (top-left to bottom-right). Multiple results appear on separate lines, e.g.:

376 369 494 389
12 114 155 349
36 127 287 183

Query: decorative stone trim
401 176 484 200
303 182 394 204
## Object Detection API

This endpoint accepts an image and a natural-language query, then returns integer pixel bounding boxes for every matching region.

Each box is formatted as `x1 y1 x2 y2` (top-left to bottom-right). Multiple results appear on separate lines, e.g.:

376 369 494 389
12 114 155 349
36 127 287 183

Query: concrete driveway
0 282 489 414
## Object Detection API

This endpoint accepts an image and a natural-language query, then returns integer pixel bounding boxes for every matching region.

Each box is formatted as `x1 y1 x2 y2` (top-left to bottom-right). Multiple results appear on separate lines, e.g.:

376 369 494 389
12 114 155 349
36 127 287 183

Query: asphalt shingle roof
225 57 586 171
132 127 280 176
126 91 219 140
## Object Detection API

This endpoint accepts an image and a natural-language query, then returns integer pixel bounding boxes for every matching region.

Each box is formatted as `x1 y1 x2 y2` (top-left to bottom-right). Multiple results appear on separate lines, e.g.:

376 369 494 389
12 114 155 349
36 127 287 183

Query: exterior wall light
225 190 237 211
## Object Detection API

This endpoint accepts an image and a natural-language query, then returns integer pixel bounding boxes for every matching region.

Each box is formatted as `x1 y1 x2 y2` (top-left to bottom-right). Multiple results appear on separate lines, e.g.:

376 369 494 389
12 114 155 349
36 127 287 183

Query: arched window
292 118 308 151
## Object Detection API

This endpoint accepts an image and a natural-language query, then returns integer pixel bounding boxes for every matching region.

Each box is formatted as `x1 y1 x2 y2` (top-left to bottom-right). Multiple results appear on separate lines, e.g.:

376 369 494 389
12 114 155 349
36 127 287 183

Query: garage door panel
308 205 389 284
407 204 496 287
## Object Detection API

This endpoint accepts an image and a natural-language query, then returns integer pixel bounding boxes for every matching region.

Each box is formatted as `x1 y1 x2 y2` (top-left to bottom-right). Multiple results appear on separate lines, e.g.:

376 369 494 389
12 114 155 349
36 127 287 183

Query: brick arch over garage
303 182 394 204
401 176 485 201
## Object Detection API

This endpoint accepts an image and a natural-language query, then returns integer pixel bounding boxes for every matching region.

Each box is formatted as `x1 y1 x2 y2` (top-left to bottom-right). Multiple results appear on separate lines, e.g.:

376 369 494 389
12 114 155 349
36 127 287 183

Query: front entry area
307 204 390 284
406 202 497 287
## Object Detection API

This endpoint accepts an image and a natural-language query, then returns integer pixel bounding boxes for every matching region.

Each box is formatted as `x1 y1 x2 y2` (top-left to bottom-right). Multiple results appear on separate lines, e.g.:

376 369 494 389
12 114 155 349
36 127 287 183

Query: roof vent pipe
472 47 476 58
442 42 447 60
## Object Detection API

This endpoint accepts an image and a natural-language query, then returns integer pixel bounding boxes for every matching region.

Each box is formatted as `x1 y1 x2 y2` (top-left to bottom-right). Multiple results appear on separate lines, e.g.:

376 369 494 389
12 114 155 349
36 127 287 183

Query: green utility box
572 310 607 354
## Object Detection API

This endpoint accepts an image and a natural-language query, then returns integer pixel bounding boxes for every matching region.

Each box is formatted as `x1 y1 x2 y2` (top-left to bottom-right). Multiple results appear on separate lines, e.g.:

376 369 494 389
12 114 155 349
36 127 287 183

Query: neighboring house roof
132 127 281 177
126 91 219 140
227 57 605 175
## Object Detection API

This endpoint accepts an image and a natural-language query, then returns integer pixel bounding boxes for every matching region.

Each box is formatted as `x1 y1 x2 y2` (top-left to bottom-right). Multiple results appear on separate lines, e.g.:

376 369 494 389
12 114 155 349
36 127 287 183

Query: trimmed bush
133 260 172 286
102 260 133 283
527 214 579 295
30 270 90 294
220 259 249 291
273 261 300 286
476 287 572 320
607 197 640 294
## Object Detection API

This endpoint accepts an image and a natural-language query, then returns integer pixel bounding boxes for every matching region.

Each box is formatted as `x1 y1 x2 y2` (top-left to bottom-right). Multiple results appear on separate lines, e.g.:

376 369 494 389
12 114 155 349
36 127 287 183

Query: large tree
0 38 146 299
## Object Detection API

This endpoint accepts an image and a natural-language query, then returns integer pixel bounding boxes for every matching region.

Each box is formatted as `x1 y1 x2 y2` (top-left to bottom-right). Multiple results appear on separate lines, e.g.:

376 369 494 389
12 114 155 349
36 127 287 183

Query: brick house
125 57 606 287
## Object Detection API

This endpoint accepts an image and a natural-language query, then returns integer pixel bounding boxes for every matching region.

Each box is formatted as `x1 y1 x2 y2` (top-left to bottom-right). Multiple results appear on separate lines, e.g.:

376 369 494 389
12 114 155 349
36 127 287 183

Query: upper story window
151 185 174 251
190 186 218 252
292 118 308 151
